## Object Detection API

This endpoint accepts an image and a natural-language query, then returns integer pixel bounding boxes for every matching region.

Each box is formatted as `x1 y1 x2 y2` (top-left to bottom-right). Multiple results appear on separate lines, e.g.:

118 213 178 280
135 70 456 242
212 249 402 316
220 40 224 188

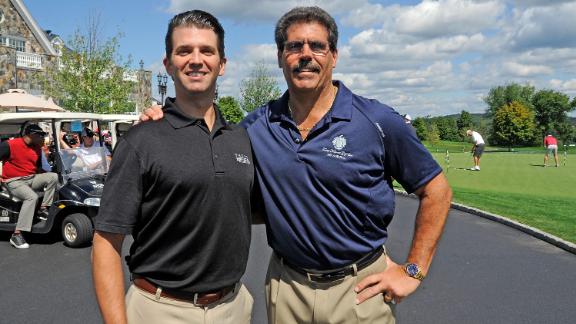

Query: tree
217 96 244 124
240 61 282 113
484 83 535 116
412 117 427 140
435 117 459 141
426 122 441 147
456 110 473 139
491 101 537 149
532 89 575 138
41 15 134 113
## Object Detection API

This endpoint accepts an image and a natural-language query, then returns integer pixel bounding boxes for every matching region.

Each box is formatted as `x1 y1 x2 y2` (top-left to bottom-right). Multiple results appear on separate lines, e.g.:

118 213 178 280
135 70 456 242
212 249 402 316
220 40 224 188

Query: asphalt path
1 195 575 324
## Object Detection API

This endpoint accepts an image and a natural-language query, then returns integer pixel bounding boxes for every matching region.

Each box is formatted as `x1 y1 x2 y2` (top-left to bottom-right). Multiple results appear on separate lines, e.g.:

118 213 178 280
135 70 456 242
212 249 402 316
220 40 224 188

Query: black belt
282 246 384 282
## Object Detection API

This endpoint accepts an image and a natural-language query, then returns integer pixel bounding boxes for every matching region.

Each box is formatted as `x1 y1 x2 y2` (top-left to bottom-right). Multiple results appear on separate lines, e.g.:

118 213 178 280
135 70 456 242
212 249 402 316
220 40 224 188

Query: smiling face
278 21 338 93
164 26 226 99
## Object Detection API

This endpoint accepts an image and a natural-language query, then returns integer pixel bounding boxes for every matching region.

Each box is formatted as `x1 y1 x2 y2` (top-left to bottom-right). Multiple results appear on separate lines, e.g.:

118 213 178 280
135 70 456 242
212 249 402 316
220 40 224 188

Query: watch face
406 263 419 276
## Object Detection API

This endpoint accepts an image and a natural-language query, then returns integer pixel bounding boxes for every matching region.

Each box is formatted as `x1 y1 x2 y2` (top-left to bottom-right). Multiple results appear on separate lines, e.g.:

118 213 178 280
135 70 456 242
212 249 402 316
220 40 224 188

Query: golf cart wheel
62 213 93 247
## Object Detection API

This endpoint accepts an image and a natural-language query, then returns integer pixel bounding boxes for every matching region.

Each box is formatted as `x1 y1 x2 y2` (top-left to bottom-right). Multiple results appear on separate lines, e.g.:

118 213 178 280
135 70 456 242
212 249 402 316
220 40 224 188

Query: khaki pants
5 173 58 232
266 251 395 324
126 282 253 324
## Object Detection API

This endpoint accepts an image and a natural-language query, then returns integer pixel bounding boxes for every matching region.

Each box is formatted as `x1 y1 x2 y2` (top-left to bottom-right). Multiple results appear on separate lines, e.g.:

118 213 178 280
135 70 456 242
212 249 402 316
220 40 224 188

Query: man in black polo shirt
92 10 254 324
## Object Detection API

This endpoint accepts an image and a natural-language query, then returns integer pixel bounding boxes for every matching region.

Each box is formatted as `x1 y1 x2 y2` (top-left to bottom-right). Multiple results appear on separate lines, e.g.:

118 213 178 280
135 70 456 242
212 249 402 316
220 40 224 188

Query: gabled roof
10 0 57 56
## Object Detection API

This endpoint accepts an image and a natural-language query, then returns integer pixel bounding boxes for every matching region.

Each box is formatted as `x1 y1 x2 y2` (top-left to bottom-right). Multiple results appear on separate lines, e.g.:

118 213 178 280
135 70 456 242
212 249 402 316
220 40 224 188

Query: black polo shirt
95 98 254 293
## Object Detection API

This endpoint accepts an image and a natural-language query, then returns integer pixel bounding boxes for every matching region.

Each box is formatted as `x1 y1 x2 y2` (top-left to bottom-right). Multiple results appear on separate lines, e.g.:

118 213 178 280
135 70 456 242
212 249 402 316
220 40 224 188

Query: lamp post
157 73 168 104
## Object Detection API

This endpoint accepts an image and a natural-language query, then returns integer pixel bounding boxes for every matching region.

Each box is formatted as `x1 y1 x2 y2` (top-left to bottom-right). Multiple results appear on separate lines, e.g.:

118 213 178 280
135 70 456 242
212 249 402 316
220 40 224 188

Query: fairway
431 151 576 243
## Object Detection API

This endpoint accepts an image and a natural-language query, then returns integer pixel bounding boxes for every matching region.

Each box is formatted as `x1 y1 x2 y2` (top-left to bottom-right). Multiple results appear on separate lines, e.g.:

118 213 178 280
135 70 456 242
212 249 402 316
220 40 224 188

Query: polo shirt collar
163 97 229 130
269 80 353 123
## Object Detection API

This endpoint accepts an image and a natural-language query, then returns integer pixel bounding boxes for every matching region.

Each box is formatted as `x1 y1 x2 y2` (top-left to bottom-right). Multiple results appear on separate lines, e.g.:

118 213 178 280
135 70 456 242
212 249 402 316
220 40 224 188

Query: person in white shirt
466 130 485 171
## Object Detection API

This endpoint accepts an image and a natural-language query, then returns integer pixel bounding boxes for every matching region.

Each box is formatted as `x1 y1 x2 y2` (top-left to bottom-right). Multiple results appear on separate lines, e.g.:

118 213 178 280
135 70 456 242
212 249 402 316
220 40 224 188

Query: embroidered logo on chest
332 135 347 150
235 153 251 165
322 134 354 160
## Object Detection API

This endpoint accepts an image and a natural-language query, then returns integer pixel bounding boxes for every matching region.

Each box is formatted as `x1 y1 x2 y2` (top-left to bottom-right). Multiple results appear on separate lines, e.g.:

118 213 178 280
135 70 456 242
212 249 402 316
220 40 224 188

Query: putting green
431 151 576 243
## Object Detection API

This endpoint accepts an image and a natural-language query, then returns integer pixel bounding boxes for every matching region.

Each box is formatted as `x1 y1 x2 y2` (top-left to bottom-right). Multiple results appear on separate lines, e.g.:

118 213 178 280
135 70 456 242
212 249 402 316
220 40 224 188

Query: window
9 38 25 51
0 35 26 51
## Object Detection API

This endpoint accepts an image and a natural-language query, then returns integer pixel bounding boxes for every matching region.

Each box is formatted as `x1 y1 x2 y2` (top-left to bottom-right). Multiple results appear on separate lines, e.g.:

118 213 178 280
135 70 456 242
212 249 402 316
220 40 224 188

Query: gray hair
165 10 225 59
275 6 338 53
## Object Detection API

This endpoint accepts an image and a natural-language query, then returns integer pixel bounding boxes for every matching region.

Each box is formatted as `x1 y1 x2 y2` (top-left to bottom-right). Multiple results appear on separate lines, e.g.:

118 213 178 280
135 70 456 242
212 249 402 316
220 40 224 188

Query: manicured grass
422 140 576 155
430 151 576 243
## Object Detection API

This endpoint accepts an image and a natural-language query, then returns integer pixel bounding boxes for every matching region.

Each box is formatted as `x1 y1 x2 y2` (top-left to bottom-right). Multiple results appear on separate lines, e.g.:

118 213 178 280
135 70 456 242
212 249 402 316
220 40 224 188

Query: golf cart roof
0 112 139 124
97 114 139 122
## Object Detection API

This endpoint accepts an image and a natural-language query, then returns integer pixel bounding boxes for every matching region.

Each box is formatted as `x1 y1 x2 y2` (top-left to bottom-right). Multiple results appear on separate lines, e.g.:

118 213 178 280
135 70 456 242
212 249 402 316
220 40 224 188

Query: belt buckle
193 292 200 307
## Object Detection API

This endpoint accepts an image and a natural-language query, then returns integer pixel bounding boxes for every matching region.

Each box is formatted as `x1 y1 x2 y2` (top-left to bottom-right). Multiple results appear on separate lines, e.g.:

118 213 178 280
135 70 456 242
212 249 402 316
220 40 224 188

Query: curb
395 190 576 255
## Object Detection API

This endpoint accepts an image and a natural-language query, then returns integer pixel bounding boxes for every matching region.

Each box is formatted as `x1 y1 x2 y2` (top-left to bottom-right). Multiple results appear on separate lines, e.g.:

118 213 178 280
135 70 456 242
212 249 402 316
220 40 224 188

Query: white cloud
395 0 504 38
341 3 402 28
166 0 367 22
506 2 576 50
509 0 575 8
219 43 284 98
502 62 553 77
549 79 576 92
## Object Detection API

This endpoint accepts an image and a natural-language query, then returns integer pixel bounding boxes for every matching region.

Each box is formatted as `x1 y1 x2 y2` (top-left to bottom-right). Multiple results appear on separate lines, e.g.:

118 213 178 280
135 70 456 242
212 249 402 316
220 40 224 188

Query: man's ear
219 57 227 76
163 57 171 77
331 48 338 69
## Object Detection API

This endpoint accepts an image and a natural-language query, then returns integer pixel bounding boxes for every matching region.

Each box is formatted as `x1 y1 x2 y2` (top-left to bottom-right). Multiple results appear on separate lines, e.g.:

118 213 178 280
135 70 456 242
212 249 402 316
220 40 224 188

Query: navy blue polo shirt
242 81 441 270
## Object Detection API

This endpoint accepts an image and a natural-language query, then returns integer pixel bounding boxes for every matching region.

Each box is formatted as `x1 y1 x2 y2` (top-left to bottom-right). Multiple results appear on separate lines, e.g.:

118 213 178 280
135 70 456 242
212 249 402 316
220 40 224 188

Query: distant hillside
436 113 575 126
442 113 489 125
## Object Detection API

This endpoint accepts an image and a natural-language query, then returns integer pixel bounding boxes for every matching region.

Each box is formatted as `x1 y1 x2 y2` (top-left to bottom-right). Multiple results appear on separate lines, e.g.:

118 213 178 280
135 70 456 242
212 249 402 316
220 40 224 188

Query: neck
288 83 337 125
174 91 217 131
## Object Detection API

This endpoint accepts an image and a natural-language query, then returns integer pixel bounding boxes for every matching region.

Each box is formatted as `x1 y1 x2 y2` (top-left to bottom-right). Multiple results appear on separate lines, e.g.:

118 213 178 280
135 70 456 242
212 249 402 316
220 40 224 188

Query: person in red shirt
0 124 58 249
543 134 559 167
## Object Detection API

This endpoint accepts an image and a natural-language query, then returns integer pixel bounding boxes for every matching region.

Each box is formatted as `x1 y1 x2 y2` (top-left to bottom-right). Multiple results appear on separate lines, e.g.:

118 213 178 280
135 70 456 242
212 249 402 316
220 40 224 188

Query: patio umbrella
0 89 65 112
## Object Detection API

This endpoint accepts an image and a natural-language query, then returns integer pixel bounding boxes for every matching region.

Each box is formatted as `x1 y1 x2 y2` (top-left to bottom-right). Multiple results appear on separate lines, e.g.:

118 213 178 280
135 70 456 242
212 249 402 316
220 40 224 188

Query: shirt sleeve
0 141 10 161
94 138 144 234
382 115 442 194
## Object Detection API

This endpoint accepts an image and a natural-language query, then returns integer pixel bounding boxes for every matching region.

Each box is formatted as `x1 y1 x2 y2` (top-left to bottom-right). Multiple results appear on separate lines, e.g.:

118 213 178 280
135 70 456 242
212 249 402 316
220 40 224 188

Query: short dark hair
24 124 46 137
165 10 225 59
275 6 338 53
82 127 94 138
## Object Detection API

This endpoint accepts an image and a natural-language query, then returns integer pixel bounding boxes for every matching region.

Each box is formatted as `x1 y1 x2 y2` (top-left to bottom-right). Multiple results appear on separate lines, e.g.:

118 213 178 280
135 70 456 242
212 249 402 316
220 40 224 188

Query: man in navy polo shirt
242 7 452 323
142 6 452 323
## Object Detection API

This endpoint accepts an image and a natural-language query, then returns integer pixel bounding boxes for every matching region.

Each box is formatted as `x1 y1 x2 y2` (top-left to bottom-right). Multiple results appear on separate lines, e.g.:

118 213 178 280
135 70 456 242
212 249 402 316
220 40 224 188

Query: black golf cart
0 112 135 247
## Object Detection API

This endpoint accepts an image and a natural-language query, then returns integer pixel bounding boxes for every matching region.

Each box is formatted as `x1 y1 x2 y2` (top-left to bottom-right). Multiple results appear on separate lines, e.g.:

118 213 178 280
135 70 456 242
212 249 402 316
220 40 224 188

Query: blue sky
25 0 576 117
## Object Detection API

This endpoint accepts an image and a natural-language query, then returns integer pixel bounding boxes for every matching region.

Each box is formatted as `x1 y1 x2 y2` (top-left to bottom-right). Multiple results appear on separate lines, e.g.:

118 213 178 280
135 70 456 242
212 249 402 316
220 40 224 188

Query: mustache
292 60 321 73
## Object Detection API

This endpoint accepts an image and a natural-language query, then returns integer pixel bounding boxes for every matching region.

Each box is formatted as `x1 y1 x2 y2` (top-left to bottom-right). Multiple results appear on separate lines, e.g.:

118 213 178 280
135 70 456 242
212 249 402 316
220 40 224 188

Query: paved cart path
1 195 575 323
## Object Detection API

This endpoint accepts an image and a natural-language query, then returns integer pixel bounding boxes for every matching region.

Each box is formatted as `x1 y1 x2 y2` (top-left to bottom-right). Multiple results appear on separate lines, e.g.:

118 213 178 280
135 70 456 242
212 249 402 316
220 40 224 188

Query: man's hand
139 105 164 122
354 255 420 305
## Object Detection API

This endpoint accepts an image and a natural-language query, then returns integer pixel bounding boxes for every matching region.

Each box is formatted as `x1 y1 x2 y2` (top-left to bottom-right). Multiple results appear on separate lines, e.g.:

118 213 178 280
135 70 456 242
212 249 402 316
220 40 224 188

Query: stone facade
0 0 151 112
0 0 58 94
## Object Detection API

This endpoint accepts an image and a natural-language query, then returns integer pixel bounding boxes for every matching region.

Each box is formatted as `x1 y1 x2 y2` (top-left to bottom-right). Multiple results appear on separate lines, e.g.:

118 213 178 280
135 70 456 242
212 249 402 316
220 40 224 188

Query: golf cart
0 112 132 247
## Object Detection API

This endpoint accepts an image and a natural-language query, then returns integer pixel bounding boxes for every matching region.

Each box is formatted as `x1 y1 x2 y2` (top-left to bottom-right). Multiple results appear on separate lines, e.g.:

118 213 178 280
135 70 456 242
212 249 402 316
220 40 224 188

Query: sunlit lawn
428 150 576 243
